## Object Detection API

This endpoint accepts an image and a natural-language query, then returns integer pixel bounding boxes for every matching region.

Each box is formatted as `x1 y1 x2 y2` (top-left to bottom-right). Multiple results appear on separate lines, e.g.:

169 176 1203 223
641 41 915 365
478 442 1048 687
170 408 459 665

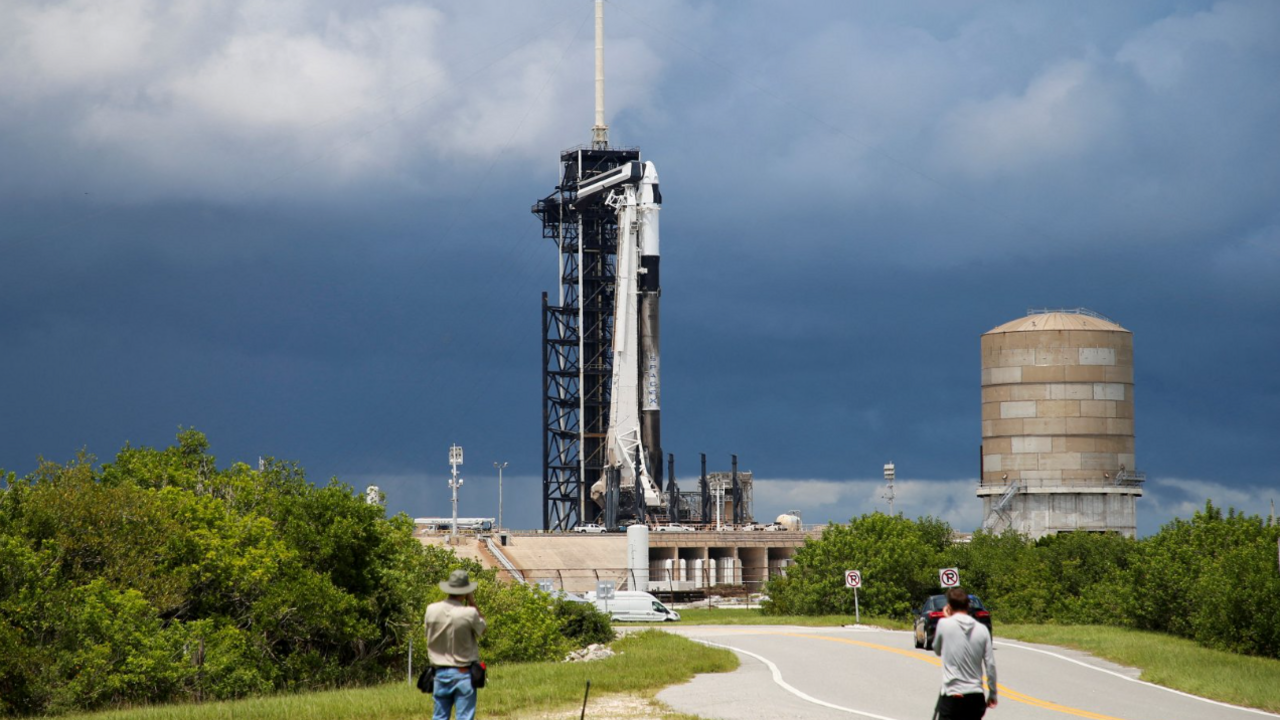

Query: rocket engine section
585 161 665 510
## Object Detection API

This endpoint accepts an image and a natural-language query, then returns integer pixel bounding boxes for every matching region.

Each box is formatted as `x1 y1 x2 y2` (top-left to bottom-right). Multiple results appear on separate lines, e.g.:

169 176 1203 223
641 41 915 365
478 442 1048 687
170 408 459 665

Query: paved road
657 625 1277 720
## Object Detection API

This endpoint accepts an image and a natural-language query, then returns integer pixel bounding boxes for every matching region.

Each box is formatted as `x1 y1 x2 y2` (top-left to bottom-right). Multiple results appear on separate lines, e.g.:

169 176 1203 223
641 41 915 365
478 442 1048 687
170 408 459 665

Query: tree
0 430 595 716
764 513 943 618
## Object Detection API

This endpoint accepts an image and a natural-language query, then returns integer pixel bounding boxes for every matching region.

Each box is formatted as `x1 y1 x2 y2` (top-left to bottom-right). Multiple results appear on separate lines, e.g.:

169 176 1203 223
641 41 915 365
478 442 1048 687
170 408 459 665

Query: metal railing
484 538 525 584
982 476 1146 491
513 566 790 596
1114 470 1146 487
982 480 1019 533
991 480 1020 514
559 143 642 154
1026 307 1115 323
499 526 820 536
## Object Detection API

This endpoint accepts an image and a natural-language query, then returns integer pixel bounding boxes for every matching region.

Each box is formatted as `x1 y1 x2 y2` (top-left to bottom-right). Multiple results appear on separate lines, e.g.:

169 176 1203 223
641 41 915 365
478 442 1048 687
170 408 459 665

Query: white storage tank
774 513 802 531
627 524 650 591
979 309 1144 538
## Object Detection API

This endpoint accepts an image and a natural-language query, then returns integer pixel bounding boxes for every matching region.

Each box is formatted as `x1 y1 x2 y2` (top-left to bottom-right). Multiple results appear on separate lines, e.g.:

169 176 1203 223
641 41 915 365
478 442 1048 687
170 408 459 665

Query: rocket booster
638 161 662 492
592 160 664 511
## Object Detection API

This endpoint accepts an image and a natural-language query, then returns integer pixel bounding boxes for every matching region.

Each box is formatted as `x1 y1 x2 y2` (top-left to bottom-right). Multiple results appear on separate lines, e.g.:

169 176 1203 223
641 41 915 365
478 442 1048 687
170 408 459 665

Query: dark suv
913 594 992 650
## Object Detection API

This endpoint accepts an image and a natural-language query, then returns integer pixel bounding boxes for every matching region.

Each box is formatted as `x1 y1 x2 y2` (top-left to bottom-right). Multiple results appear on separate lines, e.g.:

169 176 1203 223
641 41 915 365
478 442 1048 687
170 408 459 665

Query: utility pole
494 461 508 531
883 462 896 516
449 444 464 544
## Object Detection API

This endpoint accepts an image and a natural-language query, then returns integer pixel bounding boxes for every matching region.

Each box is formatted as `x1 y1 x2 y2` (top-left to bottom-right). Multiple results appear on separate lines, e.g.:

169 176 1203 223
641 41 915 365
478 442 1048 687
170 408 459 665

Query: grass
997 624 1280 713
58 631 738 720
666 607 912 630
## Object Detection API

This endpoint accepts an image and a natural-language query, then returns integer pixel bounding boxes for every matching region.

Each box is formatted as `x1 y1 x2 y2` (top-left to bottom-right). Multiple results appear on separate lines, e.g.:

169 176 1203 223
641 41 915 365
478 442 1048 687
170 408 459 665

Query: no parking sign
939 568 961 588
843 570 863 624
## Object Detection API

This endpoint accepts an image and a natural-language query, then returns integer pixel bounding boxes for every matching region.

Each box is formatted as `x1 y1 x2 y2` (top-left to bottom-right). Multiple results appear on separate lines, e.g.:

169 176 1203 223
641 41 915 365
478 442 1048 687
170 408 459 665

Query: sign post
844 570 862 624
939 568 960 588
596 580 616 616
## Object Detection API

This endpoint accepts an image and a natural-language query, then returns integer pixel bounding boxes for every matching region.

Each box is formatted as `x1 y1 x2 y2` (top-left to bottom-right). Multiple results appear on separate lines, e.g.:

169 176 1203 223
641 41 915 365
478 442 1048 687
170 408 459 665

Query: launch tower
534 2 666 531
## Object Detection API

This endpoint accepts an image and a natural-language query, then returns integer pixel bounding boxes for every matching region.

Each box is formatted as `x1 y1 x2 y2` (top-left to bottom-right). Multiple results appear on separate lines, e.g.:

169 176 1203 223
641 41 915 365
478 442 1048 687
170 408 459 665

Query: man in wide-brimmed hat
424 570 487 720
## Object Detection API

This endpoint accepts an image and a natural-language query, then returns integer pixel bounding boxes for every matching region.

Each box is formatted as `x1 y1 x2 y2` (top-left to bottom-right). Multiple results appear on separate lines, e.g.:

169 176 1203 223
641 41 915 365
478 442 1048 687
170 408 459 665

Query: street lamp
493 461 508 531
449 444 464 544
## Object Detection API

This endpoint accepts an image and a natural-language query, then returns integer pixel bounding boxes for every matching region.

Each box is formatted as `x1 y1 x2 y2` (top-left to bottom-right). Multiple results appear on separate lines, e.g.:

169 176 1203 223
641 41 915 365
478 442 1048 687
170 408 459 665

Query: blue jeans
432 667 476 720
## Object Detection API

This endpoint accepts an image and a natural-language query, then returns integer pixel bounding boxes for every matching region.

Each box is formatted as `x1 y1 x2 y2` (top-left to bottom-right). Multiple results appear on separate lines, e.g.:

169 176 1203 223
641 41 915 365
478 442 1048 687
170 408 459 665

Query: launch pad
532 2 754 533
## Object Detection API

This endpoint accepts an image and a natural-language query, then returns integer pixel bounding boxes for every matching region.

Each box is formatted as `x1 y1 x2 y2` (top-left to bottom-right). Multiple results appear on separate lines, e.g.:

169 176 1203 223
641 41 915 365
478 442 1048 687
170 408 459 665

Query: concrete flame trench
422 530 820 595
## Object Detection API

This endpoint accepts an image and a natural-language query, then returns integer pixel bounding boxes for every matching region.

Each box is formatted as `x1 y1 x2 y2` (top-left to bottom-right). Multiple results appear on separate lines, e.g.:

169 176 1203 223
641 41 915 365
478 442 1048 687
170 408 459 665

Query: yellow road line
720 630 1131 720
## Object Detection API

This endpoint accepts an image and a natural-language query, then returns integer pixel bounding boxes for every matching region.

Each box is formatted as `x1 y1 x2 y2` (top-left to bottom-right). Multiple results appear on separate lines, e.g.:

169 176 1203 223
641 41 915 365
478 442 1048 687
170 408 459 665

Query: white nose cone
641 161 660 186
639 161 660 257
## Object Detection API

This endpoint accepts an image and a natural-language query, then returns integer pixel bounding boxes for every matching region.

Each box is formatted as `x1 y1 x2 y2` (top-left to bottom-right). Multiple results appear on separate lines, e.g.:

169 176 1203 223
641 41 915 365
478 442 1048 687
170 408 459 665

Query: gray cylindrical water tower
979 309 1144 537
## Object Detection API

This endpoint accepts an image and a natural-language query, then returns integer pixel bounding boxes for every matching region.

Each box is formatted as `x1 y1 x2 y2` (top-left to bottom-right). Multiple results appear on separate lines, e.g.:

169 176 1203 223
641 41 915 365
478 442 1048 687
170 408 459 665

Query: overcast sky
2 0 1277 536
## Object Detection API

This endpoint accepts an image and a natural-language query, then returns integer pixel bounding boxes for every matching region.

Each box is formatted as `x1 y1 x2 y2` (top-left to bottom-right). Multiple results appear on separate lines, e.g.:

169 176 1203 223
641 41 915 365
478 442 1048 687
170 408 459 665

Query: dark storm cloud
2 0 1277 533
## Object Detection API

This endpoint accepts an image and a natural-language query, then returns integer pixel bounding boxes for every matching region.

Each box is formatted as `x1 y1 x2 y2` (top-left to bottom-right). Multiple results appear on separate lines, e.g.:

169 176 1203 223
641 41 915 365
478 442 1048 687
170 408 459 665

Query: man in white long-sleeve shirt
932 587 997 719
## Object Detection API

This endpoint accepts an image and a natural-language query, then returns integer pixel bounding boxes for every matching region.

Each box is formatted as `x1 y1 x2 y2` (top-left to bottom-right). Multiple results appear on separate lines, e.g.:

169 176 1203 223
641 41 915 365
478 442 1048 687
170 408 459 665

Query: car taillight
976 611 990 618
928 611 945 619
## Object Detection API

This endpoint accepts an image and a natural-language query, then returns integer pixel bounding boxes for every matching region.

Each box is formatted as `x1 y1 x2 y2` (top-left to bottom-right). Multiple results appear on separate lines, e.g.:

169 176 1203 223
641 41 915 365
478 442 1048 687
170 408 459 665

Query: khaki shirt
424 598 486 667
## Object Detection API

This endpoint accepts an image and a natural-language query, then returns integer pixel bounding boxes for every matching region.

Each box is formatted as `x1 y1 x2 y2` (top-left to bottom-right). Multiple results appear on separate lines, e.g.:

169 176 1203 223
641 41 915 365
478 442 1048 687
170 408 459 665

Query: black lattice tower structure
534 146 641 531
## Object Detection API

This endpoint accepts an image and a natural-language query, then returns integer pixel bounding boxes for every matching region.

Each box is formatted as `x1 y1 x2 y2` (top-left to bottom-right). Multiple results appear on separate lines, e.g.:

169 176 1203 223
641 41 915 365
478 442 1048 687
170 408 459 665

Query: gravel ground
518 692 685 719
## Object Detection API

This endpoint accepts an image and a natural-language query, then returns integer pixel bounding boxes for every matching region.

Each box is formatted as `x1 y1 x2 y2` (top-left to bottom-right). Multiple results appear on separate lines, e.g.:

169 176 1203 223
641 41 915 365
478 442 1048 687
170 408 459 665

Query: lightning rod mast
883 462 896 516
591 0 608 148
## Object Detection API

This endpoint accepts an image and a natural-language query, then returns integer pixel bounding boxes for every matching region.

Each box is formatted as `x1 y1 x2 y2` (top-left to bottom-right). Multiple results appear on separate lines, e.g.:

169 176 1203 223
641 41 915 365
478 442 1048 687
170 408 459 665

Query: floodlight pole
883 462 896 516
494 461 508 531
449 444 464 544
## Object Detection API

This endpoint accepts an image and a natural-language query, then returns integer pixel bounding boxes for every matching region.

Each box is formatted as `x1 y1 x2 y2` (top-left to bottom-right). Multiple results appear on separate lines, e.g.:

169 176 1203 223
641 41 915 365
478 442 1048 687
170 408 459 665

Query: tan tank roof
985 311 1128 334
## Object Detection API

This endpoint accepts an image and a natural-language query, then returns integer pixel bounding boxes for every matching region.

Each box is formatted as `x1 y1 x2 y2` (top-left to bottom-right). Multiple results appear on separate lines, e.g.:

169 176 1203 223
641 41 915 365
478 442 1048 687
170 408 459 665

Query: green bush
472 578 571 663
45 581 187 713
763 512 942 618
1127 503 1280 657
553 597 616 647
0 431 574 717
763 503 1280 660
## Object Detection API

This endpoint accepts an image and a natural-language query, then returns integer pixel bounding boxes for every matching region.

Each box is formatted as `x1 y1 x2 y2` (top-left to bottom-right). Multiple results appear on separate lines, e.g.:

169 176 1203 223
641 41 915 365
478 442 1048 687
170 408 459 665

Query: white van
584 591 680 622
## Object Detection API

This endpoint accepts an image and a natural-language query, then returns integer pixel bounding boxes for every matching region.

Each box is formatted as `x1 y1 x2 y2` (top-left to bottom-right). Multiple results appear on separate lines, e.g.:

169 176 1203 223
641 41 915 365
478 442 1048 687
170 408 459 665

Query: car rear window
923 596 946 611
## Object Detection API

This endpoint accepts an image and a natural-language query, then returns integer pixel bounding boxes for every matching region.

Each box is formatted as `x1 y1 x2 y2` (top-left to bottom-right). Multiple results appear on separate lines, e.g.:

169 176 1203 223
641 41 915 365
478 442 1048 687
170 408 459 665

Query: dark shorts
936 693 987 720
